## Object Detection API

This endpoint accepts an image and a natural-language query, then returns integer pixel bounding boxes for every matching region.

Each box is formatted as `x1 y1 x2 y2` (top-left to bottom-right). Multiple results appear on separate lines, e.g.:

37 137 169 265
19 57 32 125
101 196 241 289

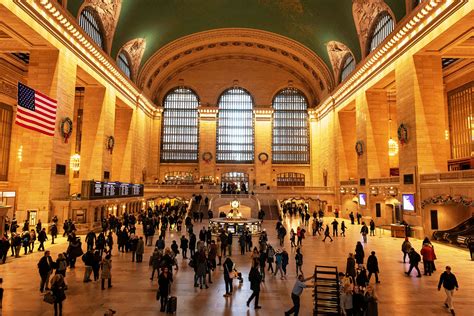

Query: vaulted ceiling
66 0 406 68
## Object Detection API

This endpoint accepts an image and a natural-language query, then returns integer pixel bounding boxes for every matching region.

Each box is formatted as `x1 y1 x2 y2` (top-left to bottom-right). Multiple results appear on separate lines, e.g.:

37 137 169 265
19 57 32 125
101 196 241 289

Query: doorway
221 172 249 194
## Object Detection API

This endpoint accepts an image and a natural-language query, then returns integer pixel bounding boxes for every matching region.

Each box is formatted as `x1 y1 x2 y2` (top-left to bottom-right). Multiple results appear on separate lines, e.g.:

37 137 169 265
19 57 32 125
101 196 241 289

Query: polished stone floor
0 217 473 316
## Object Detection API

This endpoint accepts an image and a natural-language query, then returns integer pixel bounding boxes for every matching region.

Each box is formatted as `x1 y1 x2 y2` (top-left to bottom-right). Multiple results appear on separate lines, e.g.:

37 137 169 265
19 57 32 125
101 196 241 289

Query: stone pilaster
80 86 116 181
13 49 76 223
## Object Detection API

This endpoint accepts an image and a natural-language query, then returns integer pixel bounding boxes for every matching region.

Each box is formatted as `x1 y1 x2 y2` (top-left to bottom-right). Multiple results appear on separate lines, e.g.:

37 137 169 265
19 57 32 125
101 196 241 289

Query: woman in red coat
420 244 436 276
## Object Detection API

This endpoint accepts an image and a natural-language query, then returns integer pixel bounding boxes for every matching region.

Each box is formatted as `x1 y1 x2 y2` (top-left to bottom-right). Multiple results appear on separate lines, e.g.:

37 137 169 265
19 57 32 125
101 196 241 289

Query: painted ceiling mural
66 0 406 69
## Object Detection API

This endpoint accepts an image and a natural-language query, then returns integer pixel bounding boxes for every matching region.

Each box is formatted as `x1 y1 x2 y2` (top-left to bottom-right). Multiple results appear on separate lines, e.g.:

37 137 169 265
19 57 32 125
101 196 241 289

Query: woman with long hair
50 274 66 316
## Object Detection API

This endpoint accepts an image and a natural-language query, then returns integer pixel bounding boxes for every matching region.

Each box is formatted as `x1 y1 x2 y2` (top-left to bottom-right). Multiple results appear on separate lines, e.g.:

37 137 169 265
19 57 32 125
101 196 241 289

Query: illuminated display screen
402 194 415 211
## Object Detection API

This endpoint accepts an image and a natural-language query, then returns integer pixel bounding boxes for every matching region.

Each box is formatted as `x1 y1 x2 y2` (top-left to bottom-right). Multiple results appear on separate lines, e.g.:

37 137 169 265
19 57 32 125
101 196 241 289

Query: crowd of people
0 201 464 315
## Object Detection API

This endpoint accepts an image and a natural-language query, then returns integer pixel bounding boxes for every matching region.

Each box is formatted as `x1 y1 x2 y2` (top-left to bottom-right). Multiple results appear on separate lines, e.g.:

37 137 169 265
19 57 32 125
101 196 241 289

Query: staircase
313 265 341 316
268 199 280 220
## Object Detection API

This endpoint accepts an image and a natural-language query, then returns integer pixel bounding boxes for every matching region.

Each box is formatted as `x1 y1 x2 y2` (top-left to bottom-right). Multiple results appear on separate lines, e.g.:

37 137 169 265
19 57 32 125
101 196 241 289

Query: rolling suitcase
166 296 177 314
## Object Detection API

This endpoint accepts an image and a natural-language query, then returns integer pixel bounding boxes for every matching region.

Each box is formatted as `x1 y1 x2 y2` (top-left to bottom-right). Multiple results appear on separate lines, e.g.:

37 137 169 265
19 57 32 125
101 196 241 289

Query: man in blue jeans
285 274 314 315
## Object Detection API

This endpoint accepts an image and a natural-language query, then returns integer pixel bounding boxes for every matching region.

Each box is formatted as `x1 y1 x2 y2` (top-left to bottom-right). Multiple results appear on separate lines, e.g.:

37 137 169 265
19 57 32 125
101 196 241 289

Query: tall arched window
272 88 309 163
368 12 395 53
217 88 254 163
160 87 199 162
78 7 105 50
340 54 355 82
117 52 131 79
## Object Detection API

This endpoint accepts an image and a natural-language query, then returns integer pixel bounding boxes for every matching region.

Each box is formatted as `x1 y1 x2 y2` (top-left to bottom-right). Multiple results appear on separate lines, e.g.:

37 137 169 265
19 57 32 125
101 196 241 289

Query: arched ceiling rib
138 28 335 105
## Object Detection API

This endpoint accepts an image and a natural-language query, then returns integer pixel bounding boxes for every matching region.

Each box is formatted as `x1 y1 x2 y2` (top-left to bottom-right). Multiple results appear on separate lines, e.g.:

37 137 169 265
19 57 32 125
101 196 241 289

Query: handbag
43 292 56 304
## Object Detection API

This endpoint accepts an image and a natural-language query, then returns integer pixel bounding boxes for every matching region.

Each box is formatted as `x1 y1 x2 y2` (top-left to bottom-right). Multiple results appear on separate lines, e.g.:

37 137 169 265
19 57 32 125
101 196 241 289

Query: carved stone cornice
79 0 122 54
138 28 335 103
119 38 146 82
326 41 354 84
352 0 395 57
0 79 17 100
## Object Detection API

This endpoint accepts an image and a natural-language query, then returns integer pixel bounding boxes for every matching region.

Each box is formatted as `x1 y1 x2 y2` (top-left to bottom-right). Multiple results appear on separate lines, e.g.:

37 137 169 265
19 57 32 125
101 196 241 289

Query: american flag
16 82 57 136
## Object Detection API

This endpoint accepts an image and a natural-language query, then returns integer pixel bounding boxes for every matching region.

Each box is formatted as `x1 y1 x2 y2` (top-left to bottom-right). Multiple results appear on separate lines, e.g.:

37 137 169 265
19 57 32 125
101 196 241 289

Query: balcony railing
340 180 357 186
369 177 400 185
420 170 474 183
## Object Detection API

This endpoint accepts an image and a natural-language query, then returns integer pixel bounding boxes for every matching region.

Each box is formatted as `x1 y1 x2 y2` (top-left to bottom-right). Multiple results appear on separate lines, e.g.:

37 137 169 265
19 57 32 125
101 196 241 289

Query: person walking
38 250 53 292
367 251 380 284
364 285 378 316
355 242 365 268
50 223 58 244
266 245 275 274
401 237 412 263
341 221 347 237
360 223 369 243
281 249 289 277
438 266 459 315
189 232 196 258
180 235 189 259
295 247 304 276
290 229 296 248
322 225 333 242
274 250 285 279
246 262 262 310
101 254 112 290
284 274 315 316
157 266 173 312
258 248 267 281
50 274 66 316
150 248 162 281
55 253 67 277
92 251 101 281
196 249 208 289
223 256 234 297
136 236 145 263
369 220 376 236
346 253 356 281
331 219 338 237
81 249 94 282
420 242 436 276
405 248 422 277
239 234 246 255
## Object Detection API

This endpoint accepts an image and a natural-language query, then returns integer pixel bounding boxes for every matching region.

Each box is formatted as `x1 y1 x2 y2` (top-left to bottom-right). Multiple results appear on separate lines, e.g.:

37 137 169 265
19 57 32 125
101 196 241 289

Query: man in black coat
37 250 53 292
367 251 380 283
37 228 47 251
246 263 262 309
85 231 96 251
405 248 422 277
438 266 459 315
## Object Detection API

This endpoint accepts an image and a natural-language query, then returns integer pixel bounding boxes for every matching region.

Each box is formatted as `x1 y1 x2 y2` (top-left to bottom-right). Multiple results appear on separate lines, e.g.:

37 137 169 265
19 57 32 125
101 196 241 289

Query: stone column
396 54 449 227
337 109 357 180
131 106 148 183
198 107 218 184
13 49 77 224
80 86 116 181
112 106 133 182
254 109 272 188
147 110 162 183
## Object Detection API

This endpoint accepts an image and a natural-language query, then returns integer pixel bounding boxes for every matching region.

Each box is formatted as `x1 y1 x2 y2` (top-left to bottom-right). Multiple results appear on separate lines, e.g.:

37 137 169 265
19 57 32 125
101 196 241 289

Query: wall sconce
387 186 398 196
17 145 23 162
70 153 81 171
339 187 346 194
370 187 379 196
350 187 358 195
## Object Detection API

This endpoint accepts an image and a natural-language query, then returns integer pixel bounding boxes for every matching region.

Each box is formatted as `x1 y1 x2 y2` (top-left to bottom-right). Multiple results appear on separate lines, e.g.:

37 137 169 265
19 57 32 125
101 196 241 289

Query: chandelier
388 138 399 156
387 91 399 157
70 153 81 171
